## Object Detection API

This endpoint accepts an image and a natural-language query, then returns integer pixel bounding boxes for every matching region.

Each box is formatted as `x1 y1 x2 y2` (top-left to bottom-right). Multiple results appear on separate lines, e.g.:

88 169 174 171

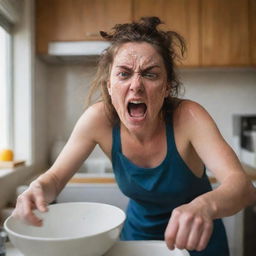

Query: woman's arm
12 102 110 225
186 101 256 216
37 103 109 196
165 100 256 251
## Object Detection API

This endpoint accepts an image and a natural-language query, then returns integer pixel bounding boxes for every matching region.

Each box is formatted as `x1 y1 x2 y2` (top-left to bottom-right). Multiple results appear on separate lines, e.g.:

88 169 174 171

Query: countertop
5 243 22 256
5 241 187 256
68 164 256 184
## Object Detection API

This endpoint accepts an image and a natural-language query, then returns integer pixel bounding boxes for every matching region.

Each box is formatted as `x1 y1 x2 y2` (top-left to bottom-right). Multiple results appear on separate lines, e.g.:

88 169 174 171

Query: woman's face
108 42 169 132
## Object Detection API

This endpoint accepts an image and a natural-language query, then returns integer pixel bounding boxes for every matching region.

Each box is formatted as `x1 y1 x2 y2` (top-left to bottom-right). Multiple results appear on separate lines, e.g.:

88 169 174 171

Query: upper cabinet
250 0 256 65
133 0 200 67
36 0 132 54
201 0 249 66
36 0 255 67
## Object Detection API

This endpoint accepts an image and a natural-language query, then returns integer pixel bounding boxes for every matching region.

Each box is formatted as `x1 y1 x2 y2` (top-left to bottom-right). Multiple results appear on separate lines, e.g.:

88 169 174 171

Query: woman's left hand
164 202 213 251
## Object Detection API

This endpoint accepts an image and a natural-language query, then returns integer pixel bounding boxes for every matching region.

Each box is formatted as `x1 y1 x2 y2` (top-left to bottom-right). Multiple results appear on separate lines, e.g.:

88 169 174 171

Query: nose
130 73 144 93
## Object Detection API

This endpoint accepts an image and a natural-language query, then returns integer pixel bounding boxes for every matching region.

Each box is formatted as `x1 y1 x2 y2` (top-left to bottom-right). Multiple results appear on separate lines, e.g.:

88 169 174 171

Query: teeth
130 101 144 104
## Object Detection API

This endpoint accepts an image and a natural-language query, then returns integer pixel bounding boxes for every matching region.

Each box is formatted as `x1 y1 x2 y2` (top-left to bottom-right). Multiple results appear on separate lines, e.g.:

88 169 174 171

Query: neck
122 115 166 144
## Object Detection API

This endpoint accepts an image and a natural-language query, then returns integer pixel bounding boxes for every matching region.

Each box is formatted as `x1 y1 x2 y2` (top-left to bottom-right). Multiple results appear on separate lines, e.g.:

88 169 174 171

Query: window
0 25 12 149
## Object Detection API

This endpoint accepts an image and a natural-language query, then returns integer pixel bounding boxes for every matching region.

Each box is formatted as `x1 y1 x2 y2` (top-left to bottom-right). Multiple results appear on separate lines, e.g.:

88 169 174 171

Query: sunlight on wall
0 26 8 148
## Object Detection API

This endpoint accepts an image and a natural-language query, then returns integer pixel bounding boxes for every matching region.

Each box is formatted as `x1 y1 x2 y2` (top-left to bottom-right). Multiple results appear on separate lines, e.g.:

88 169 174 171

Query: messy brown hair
86 16 186 123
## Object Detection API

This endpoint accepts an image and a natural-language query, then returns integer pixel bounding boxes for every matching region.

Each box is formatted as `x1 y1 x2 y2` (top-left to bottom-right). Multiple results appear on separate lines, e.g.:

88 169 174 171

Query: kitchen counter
5 241 189 256
242 164 256 179
5 242 22 256
68 164 256 184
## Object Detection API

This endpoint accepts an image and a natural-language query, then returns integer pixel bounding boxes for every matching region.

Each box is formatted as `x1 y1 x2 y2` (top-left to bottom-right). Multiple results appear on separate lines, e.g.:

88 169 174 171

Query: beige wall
41 65 256 162
180 68 256 145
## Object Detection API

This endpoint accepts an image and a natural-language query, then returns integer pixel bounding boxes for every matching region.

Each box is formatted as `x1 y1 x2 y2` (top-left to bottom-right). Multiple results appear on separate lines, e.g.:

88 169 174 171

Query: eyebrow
116 65 161 72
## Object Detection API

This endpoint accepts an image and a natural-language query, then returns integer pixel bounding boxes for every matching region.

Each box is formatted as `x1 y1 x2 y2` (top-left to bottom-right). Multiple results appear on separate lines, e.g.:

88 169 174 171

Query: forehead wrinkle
114 53 161 72
112 42 165 74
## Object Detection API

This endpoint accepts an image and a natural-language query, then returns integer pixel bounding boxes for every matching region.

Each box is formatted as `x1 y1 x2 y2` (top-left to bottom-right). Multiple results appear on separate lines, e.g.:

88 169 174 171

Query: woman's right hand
12 180 49 226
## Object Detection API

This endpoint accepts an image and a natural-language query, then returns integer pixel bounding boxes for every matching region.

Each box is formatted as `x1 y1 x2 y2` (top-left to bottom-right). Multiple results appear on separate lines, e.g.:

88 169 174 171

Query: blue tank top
111 118 230 256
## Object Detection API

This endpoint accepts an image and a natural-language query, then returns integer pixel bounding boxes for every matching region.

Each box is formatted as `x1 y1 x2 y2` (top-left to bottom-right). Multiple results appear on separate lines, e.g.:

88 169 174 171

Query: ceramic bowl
4 202 126 256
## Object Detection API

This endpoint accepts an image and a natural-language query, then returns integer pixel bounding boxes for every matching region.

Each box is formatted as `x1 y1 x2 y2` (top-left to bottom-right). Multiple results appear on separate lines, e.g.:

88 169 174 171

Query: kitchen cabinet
36 0 132 54
250 0 256 65
201 0 250 66
36 0 254 67
133 0 200 67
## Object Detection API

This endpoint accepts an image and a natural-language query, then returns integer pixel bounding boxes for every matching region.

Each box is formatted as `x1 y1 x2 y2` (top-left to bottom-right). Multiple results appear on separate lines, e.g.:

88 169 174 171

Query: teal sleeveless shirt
111 118 230 256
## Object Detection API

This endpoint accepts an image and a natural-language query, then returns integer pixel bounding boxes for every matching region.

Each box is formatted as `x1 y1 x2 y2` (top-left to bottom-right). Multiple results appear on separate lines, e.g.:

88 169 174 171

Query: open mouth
127 101 147 118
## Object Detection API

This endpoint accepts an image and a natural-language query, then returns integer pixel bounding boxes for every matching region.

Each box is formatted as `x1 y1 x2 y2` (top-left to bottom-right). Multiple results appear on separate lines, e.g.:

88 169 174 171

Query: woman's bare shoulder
173 99 213 125
171 99 218 142
78 102 113 142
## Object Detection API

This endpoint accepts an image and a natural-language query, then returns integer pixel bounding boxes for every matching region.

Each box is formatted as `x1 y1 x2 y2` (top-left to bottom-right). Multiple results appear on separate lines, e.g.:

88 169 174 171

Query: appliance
46 41 111 63
232 115 256 168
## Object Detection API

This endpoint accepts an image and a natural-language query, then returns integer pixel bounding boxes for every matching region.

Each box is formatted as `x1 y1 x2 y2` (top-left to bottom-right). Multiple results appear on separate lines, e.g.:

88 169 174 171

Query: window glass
0 26 11 149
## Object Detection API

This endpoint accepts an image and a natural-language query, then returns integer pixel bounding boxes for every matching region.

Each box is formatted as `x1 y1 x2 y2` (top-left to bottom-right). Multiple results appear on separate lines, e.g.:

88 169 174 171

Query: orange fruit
0 149 14 161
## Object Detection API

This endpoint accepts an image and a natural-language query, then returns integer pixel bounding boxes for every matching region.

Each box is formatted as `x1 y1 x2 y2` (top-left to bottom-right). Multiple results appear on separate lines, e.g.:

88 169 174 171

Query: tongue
129 103 146 117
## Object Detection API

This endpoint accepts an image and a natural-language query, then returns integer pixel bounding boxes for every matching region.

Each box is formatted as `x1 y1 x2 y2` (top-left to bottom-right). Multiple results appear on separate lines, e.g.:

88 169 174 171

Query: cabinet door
250 0 256 65
36 0 132 54
133 0 200 67
201 0 249 66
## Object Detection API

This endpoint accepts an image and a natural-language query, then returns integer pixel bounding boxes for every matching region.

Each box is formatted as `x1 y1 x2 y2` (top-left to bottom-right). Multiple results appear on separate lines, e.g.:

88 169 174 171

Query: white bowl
4 202 126 256
104 241 190 256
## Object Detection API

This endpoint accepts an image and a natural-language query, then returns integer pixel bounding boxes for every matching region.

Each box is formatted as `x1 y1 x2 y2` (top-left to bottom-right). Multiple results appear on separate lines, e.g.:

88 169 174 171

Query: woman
13 17 256 255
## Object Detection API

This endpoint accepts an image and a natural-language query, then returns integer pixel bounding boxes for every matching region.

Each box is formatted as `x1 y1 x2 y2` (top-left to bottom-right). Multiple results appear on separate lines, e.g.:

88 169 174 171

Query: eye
142 72 158 79
118 71 131 79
